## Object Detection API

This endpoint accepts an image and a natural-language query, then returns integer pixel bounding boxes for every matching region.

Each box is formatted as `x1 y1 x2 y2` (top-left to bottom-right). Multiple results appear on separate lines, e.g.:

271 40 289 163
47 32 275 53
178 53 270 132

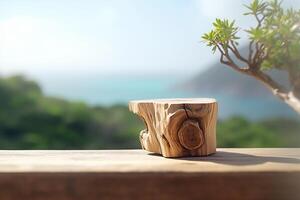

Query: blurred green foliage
217 116 300 147
0 75 299 149
0 75 142 149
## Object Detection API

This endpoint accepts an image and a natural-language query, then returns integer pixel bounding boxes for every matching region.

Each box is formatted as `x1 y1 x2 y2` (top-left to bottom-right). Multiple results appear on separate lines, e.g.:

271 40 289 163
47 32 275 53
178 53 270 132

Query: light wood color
0 149 299 200
0 149 298 173
129 98 218 157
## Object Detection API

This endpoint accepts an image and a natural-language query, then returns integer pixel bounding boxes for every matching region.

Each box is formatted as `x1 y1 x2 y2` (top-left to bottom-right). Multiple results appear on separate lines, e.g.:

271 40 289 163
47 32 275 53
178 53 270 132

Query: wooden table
0 148 299 200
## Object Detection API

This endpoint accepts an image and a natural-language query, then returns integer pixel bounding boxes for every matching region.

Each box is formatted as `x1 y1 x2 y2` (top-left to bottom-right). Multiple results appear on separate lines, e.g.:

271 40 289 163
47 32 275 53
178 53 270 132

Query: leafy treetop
202 0 300 114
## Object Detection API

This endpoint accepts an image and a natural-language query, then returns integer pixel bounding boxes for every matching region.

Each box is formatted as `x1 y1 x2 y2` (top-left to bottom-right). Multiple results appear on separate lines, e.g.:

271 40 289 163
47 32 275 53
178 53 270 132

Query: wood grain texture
129 98 218 157
0 149 299 200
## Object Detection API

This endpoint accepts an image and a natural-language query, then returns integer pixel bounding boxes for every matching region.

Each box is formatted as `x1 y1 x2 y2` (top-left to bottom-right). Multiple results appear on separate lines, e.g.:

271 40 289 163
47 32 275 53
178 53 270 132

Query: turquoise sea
34 73 296 119
35 74 193 105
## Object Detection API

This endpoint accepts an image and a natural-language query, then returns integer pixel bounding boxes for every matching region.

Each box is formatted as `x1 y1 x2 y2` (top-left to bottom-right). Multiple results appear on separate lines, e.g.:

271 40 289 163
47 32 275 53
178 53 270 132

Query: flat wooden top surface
0 148 299 173
129 98 217 104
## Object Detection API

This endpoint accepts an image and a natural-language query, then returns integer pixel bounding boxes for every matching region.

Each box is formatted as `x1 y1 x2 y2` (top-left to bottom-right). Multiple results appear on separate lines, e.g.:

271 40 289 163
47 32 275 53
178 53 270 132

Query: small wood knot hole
178 120 204 150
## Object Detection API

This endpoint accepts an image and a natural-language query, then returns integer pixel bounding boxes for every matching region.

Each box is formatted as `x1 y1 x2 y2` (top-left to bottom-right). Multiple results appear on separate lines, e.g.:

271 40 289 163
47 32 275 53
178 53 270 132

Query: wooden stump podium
129 98 218 158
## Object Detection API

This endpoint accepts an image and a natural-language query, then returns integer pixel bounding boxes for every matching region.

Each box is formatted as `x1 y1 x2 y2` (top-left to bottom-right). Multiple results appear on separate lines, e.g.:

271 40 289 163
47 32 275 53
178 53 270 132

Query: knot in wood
178 119 204 150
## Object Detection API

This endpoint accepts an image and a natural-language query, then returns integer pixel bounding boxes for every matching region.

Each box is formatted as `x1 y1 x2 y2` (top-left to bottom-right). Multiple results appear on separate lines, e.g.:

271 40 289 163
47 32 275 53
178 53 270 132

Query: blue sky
0 0 299 76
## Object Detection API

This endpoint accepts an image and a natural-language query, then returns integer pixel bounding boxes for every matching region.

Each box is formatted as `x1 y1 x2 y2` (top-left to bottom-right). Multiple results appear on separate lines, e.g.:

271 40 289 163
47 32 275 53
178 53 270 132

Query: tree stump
129 98 218 158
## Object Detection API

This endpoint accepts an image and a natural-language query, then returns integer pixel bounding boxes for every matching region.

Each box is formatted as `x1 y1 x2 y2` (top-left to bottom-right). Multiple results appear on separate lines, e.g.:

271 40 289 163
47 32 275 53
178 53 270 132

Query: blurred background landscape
0 0 299 149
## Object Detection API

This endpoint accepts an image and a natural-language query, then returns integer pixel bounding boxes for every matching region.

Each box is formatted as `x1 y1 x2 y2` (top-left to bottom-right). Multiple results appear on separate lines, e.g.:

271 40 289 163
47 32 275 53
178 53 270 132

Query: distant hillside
178 59 296 119
181 64 290 98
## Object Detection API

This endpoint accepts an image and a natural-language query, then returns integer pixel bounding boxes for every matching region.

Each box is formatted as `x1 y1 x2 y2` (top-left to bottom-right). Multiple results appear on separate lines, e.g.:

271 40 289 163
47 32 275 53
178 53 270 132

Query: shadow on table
148 151 300 166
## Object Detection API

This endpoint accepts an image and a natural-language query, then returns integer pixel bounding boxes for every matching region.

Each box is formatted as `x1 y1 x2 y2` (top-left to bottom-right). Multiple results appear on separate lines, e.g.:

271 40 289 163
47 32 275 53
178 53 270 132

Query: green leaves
202 30 218 53
213 19 239 41
244 0 268 16
254 0 300 71
202 19 239 53
246 28 260 40
203 0 300 72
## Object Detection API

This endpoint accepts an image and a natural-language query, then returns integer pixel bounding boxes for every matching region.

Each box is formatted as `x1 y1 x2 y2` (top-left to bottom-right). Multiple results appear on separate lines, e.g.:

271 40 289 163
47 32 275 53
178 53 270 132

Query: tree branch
217 44 250 74
247 70 289 101
227 41 249 64
250 42 265 69
217 40 289 101
248 41 254 62
254 13 265 28
247 11 266 68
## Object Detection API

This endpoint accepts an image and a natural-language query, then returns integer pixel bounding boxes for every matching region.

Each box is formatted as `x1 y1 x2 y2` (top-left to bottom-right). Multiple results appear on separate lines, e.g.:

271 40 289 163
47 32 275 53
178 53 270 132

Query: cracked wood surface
129 98 218 157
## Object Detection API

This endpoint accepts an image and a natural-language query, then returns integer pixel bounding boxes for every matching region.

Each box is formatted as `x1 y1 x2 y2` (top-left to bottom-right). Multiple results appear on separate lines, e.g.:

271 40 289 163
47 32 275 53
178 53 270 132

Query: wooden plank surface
0 148 299 200
0 148 298 172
